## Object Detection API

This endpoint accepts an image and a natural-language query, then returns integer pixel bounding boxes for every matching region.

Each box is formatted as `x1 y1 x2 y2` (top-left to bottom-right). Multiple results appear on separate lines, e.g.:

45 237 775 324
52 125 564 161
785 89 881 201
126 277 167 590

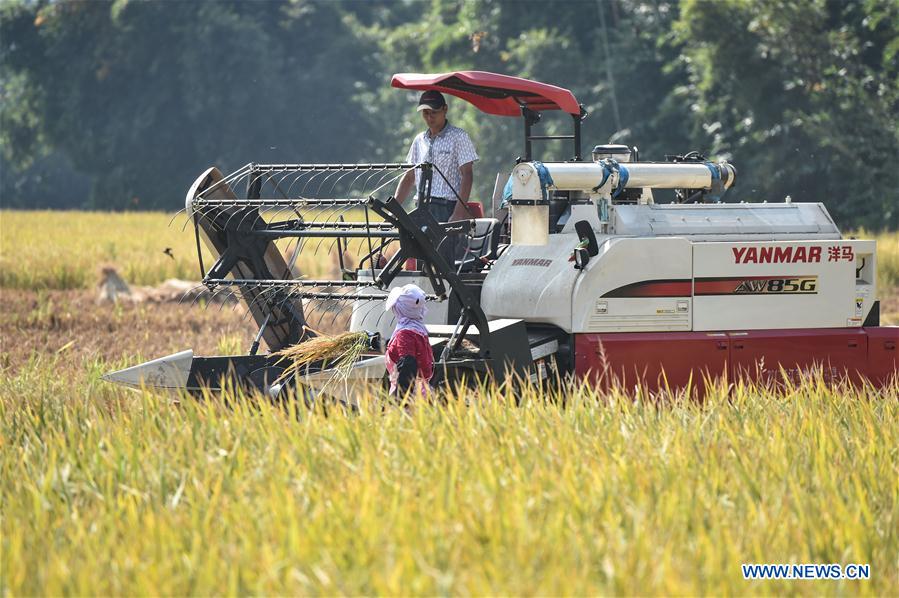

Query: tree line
1 0 897 228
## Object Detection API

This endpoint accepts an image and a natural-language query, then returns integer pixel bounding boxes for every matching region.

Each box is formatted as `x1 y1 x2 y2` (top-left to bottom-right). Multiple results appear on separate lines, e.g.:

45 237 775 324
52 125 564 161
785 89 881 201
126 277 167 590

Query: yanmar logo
733 246 821 264
511 258 553 267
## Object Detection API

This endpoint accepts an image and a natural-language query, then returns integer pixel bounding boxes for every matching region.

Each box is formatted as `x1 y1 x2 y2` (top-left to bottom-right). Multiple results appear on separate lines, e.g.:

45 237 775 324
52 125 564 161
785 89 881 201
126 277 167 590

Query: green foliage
675 0 899 228
353 0 691 204
1 0 382 210
1 0 896 227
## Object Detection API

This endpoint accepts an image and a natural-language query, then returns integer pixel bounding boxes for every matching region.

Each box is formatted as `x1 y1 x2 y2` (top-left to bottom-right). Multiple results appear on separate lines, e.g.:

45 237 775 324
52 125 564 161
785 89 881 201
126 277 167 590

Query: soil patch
1 289 259 372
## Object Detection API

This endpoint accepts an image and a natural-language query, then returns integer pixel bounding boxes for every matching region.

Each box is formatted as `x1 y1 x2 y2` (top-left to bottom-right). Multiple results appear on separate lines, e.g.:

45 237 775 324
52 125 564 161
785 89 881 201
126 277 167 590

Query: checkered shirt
406 123 479 199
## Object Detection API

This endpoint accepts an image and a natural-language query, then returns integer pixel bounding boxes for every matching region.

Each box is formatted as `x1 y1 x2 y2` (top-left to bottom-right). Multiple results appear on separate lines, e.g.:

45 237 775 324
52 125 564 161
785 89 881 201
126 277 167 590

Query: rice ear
275 330 369 384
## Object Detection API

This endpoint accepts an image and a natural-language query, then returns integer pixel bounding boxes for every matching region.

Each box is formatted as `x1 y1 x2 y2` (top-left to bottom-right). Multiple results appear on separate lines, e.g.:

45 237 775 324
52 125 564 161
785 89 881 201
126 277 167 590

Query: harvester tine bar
311 234 328 258
338 168 367 193
353 298 384 323
196 165 252 203
368 168 410 198
237 207 265 231
348 169 376 197
260 170 292 200
246 229 397 240
178 209 196 233
373 302 393 330
232 206 261 231
326 307 343 330
369 168 404 197
266 206 292 233
182 284 211 307
309 203 348 254
192 198 373 208
283 171 304 199
262 162 413 170
237 284 267 316
168 208 188 230
292 291 436 301
204 278 380 288
323 236 347 262
300 168 333 197
247 208 270 231
266 221 394 231
219 206 248 230
316 168 349 198
203 280 436 302
271 171 295 199
312 169 342 198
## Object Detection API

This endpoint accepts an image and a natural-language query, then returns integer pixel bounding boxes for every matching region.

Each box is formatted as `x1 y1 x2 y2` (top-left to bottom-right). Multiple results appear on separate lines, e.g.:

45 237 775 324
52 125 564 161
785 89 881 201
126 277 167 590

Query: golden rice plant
0 210 371 290
275 329 369 382
1 354 897 596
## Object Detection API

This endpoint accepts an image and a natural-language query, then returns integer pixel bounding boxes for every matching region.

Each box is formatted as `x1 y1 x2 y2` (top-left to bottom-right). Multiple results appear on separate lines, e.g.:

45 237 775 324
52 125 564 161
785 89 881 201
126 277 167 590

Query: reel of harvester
105 160 502 400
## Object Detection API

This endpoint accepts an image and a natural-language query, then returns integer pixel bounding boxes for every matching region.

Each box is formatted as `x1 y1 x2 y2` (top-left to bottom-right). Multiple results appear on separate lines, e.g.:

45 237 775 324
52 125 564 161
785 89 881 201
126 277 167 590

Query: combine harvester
104 71 897 398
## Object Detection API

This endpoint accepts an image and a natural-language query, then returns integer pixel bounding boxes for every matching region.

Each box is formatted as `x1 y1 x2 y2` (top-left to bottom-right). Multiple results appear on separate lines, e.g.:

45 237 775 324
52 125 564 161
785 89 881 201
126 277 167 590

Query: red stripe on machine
602 279 692 298
602 276 818 298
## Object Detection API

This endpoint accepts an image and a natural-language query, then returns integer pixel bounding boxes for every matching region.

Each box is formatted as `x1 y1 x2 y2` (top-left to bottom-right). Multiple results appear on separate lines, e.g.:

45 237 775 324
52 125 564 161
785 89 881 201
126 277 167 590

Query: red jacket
385 329 434 385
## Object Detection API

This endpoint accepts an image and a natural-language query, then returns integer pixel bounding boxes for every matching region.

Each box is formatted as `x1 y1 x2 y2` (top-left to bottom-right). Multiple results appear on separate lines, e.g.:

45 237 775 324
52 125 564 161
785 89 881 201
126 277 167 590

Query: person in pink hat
384 283 434 397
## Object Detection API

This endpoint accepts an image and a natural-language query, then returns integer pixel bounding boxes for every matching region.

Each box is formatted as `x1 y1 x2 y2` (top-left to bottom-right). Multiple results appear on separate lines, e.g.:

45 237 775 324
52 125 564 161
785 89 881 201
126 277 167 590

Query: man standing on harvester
395 90 479 222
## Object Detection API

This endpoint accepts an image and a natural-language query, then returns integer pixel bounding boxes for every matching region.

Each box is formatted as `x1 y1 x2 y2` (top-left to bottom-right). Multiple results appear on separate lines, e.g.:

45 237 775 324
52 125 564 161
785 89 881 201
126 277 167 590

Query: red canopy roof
391 71 582 117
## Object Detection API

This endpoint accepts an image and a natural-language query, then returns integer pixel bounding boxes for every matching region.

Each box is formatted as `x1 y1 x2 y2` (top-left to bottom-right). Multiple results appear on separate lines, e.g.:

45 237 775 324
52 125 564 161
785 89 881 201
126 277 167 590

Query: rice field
2 358 897 595
2 210 899 291
1 210 898 595
0 210 371 290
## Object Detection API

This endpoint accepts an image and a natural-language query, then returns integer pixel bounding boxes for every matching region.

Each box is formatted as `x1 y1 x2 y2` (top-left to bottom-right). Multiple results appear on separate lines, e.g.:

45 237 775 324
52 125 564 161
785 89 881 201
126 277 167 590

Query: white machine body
481 160 878 334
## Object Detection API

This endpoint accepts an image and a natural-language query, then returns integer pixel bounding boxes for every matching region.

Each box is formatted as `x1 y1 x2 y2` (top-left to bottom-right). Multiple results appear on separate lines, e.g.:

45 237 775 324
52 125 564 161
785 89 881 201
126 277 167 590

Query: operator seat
456 217 502 272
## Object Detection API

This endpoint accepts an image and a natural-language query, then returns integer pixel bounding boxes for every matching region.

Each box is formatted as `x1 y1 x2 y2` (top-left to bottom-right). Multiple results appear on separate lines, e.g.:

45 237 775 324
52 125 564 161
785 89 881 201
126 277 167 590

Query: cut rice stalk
275 329 369 383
